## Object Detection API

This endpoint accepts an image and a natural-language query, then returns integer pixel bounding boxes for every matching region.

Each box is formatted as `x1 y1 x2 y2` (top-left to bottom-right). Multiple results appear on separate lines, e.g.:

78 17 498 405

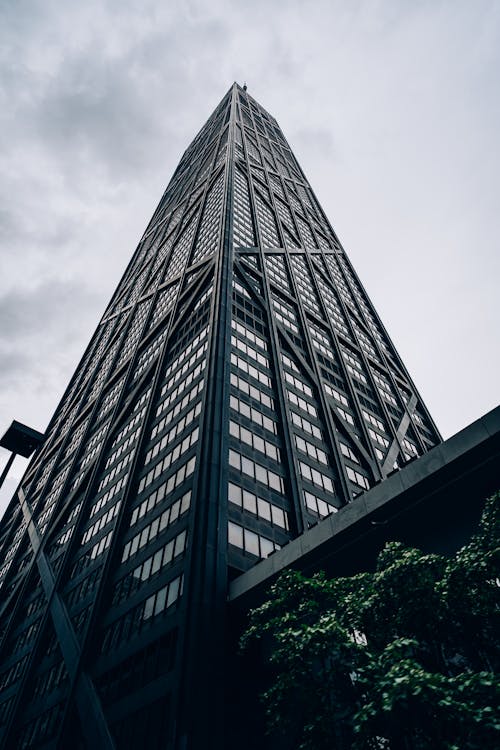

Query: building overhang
229 405 500 611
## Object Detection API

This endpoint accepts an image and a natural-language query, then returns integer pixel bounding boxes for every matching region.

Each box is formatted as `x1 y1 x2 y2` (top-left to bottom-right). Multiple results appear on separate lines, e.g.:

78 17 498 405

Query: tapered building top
0 84 440 748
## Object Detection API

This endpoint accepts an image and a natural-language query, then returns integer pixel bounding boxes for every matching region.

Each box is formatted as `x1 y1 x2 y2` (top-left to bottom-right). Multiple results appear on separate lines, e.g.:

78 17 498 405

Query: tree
241 491 500 750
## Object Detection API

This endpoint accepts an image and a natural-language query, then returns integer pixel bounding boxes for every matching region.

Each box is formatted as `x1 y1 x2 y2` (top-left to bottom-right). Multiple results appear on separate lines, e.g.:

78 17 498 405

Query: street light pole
0 452 16 492
0 420 45 492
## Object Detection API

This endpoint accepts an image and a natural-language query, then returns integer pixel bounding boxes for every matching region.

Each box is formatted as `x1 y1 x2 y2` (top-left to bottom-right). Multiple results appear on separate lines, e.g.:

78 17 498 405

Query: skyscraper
0 83 441 749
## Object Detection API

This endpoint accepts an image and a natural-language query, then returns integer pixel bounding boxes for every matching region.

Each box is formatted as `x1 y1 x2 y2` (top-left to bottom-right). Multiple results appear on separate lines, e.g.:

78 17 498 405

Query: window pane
257 498 271 521
167 576 180 607
243 490 257 514
260 537 274 558
244 528 259 556
228 521 243 548
228 483 242 506
154 585 167 616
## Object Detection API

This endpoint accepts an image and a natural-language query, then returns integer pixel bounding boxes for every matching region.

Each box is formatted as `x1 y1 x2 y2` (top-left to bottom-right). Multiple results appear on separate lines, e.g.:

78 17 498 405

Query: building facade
0 84 440 748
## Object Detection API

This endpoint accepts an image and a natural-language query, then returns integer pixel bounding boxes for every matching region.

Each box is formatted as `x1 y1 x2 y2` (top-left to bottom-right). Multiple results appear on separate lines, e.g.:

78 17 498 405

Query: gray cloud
0 0 499 517
0 279 98 340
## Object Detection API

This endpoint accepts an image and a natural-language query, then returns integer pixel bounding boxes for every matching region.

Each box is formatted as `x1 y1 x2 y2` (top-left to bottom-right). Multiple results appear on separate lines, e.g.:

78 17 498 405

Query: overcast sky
1 0 499 514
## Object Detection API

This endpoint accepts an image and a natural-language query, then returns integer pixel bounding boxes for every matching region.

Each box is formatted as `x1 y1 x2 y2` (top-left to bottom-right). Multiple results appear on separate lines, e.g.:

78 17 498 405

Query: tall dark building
0 84 441 749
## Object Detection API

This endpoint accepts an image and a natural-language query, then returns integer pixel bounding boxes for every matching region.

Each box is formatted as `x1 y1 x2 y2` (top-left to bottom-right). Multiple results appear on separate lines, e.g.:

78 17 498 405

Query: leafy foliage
241 491 500 750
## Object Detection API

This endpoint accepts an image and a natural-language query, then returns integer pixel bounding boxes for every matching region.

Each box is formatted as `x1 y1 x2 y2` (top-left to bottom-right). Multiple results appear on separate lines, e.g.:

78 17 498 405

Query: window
230 395 277 434
229 450 284 493
228 521 280 558
122 497 190 563
228 482 288 529
295 435 328 465
290 410 322 440
304 490 338 518
142 574 183 621
339 442 360 464
229 421 280 462
298 461 334 493
346 466 370 490
230 372 274 410
138 431 198 494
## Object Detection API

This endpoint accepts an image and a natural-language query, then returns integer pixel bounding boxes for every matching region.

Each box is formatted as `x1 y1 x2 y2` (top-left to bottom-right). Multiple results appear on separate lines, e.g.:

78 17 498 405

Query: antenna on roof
243 82 247 91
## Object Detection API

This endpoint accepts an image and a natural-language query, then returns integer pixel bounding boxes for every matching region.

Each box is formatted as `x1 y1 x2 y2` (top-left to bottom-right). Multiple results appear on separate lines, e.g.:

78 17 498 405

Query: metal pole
0 452 15 491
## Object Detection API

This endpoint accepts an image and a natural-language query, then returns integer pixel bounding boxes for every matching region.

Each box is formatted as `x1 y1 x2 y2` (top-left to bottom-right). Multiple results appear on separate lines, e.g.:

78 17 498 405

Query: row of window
323 381 349 407
12 619 40 655
155 362 205 424
143 574 183 621
81 500 122 546
291 256 321 314
229 449 284 493
110 400 147 452
336 404 355 426
63 417 88 459
132 328 169 381
191 172 224 264
295 435 328 465
31 659 67 701
15 701 62 749
309 324 335 362
77 423 108 473
346 466 370 490
65 565 102 610
130 476 191 528
0 654 27 692
403 437 419 456
115 530 187 605
231 352 272 388
228 482 289 530
122 494 191 563
104 425 141 471
304 490 338 518
165 215 196 281
228 521 280 559
230 372 274 410
287 389 317 418
95 374 125 421
149 282 179 330
272 297 299 334
290 409 322 440
316 277 351 339
230 394 277 434
233 167 256 247
87 479 126 531
232 277 251 299
362 409 386 434
345 360 368 386
229 420 281 462
339 441 360 464
283 369 313 398
368 427 389 449
231 334 269 370
231 319 267 351
266 256 291 292
163 325 209 381
100 574 183 656
70 530 112 579
97 450 134 493
298 461 334 493
116 300 151 369
137 429 198 495
146 401 201 465
88 342 120 404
